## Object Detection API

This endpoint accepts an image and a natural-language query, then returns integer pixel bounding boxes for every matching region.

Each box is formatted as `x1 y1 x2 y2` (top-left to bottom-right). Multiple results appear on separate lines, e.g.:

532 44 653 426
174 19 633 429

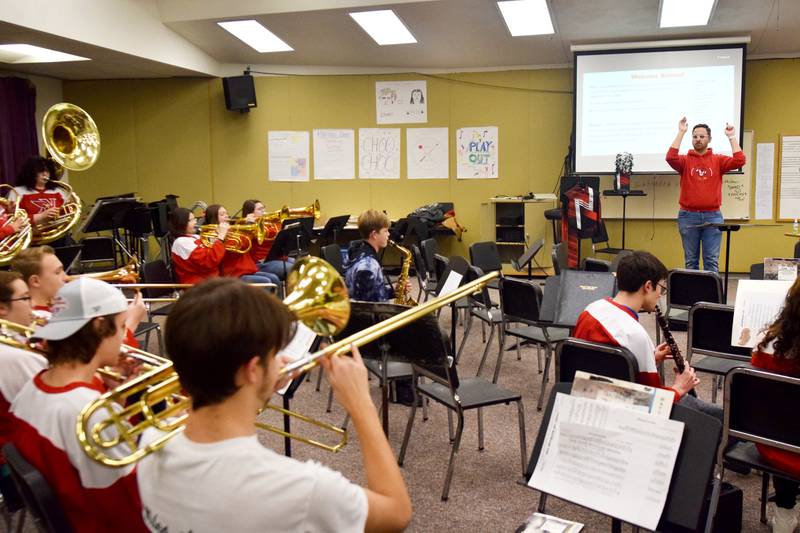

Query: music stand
601 189 646 250
279 336 323 457
316 215 350 244
511 238 545 279
266 223 306 280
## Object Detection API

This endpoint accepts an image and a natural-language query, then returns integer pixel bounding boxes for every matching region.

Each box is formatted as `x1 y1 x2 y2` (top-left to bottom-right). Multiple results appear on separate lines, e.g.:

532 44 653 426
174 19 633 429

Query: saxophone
389 240 417 307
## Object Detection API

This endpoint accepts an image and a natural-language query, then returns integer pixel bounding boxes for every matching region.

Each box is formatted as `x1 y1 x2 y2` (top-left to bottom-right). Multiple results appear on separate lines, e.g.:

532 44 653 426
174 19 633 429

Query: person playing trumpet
241 198 295 281
169 207 228 284
136 278 412 533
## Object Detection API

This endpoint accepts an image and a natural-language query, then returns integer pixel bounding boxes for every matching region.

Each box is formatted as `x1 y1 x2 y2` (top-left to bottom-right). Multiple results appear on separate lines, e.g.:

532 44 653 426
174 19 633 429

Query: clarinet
654 304 697 397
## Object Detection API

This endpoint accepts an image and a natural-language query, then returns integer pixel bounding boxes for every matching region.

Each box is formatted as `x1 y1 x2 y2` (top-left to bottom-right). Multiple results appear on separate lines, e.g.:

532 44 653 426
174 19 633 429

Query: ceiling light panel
497 0 555 36
659 0 716 28
217 20 293 53
0 44 89 64
349 10 417 46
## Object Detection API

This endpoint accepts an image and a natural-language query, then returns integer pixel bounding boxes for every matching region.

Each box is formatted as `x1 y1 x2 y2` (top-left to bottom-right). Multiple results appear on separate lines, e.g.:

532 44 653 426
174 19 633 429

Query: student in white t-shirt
137 277 412 533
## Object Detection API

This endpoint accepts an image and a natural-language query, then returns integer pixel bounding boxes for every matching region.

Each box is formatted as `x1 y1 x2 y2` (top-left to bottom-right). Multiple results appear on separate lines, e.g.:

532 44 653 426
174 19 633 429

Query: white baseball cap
34 278 128 341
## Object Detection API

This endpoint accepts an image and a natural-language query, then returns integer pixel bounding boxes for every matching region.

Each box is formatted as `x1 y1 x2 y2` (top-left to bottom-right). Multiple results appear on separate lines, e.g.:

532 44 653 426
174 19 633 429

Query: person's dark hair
11 245 56 284
204 204 222 225
16 156 57 190
242 199 261 217
169 207 192 236
46 315 120 365
757 277 800 360
692 124 711 137
165 278 294 409
0 271 23 303
615 251 668 293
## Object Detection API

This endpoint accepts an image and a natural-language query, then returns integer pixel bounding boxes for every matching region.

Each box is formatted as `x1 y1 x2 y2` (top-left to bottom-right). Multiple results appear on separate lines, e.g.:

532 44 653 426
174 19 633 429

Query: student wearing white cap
8 278 148 533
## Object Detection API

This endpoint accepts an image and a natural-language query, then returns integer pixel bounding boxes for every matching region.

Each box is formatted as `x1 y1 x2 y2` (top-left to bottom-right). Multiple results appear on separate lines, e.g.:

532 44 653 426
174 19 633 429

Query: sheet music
530 393 684 531
732 279 793 347
276 322 317 395
571 371 673 418
437 271 463 297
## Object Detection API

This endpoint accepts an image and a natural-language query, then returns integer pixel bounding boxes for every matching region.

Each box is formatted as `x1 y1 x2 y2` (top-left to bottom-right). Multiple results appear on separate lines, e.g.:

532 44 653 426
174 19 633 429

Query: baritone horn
36 103 99 244
0 185 32 266
77 258 498 467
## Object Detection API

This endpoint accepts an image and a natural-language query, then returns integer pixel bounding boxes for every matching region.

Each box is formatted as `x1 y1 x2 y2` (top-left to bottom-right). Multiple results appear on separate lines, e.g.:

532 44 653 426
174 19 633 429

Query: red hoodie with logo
665 147 745 211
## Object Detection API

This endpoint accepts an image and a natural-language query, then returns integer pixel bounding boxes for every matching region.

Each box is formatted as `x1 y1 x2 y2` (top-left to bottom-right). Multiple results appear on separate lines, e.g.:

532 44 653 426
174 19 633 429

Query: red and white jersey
137 432 367 533
0 344 47 464
14 185 69 222
170 235 225 285
10 372 147 532
220 247 259 278
573 298 680 401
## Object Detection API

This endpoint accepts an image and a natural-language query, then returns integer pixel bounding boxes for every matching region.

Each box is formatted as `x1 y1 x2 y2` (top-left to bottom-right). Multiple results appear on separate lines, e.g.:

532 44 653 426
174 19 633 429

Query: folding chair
583 257 611 272
686 303 752 402
591 220 624 256
140 259 176 319
555 337 639 383
707 368 800 529
320 243 345 275
410 244 435 303
550 242 567 275
397 313 527 501
749 263 765 280
661 269 723 340
455 266 504 378
469 241 502 289
499 277 569 380
420 238 438 281
2 443 73 533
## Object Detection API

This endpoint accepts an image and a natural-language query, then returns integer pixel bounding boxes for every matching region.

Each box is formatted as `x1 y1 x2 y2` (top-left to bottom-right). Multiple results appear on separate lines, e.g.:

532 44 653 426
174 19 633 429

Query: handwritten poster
779 135 800 220
755 143 775 220
268 131 309 182
313 129 355 180
456 126 498 179
376 80 427 124
358 128 400 179
407 127 448 179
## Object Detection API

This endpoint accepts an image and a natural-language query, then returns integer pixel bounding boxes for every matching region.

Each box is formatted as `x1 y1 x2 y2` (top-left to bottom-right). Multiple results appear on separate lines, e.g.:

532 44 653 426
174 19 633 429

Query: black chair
397 313 527 501
550 242 567 275
140 259 176 318
410 243 435 303
544 208 561 244
707 368 800 528
749 263 765 280
555 338 639 383
320 243 345 275
609 248 633 272
663 268 723 334
591 220 624 255
686 303 753 403
420 238 438 279
528 383 722 533
469 241 502 289
499 277 569 379
795 241 800 259
583 257 611 272
2 443 73 533
456 266 504 376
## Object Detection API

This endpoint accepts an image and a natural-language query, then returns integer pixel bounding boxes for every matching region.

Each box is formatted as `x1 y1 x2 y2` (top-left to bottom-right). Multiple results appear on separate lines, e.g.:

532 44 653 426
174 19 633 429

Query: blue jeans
677 209 723 272
258 258 295 281
240 271 280 288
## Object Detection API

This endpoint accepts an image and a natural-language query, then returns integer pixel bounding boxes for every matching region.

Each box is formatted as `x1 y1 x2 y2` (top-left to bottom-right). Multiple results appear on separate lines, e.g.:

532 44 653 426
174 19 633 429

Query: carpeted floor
6 274 778 532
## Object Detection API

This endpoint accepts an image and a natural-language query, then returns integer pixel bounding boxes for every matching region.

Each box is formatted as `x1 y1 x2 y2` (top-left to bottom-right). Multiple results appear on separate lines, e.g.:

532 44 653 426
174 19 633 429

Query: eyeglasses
7 296 32 303
657 283 668 297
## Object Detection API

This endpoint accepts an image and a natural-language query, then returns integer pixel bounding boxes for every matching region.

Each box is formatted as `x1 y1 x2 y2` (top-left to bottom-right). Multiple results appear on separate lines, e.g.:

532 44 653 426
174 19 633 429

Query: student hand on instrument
217 221 230 240
273 354 299 392
654 342 671 365
8 217 24 232
320 344 373 415
678 116 688 133
125 291 147 334
245 213 257 223
725 123 736 139
398 279 412 295
673 365 700 397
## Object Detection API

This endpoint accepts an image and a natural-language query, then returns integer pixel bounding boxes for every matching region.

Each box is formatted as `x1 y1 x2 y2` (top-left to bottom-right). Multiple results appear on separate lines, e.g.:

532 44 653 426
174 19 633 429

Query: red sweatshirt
220 247 260 278
665 147 745 211
170 235 225 284
14 186 68 222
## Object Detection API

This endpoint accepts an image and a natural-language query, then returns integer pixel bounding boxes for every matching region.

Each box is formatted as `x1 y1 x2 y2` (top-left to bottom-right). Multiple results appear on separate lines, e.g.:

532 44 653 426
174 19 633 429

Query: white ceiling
0 0 797 80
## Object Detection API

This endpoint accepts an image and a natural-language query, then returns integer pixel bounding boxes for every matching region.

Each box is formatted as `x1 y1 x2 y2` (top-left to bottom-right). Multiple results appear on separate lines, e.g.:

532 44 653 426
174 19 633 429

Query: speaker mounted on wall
222 72 257 113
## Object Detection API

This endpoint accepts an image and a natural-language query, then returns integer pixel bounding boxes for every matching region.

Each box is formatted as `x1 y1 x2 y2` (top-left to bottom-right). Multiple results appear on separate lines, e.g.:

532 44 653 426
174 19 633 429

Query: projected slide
575 46 744 173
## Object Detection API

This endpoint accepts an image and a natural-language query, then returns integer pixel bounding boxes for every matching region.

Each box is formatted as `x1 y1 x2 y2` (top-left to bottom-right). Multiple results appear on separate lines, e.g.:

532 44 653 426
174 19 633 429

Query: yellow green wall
64 60 797 271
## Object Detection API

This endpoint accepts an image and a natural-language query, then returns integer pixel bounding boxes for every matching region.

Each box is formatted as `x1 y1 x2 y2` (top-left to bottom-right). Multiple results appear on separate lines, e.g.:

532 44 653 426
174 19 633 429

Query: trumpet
229 199 322 246
198 222 258 254
66 258 140 284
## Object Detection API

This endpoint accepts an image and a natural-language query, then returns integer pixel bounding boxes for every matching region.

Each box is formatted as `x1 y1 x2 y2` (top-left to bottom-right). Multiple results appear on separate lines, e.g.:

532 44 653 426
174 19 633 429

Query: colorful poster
313 129 355 180
358 128 400 179
268 131 309 182
376 80 427 124
456 126 498 179
407 127 448 179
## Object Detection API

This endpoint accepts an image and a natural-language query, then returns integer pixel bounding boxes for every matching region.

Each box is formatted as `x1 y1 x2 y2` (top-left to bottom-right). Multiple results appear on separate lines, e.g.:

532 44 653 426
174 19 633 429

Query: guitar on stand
654 304 697 397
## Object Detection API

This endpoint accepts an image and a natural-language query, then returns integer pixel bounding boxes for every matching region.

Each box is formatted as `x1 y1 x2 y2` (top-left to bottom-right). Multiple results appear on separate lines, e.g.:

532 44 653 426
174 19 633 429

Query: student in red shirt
13 156 68 227
11 245 67 323
666 118 745 273
169 207 227 285
241 198 294 281
752 277 800 532
9 278 148 532
204 204 279 287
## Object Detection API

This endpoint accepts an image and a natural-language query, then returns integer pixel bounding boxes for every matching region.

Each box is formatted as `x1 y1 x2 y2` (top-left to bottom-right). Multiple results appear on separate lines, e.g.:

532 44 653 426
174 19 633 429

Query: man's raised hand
678 116 688 133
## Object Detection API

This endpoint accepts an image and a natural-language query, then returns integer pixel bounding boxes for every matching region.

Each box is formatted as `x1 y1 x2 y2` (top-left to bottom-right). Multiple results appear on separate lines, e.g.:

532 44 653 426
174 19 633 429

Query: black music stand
523 383 722 533
265 224 306 281
336 301 442 434
80 197 142 267
316 215 350 245
688 222 744 303
279 336 323 458
602 189 646 250
511 238 545 280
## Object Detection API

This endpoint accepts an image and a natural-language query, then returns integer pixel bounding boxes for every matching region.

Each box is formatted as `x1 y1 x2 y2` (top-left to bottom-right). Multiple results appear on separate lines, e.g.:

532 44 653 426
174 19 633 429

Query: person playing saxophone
343 210 410 302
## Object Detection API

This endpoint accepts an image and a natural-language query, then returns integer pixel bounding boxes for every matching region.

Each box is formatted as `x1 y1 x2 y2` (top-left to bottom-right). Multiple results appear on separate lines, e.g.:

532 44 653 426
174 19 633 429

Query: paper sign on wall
358 128 400 179
313 129 355 180
376 80 427 124
407 127 448 179
457 126 498 179
268 131 310 182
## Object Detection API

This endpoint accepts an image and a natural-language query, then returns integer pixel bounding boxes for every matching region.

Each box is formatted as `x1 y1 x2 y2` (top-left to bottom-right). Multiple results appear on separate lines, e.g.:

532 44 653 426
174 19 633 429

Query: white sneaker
769 503 799 533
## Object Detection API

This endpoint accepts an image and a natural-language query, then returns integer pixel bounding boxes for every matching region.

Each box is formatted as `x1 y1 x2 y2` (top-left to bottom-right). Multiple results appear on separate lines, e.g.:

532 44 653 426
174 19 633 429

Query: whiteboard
602 130 752 220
